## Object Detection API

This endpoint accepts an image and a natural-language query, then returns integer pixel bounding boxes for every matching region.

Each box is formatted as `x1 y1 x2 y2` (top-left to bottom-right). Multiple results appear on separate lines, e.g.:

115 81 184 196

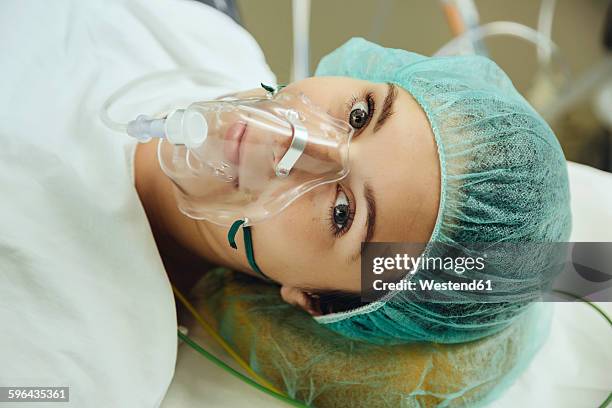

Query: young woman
135 37 571 345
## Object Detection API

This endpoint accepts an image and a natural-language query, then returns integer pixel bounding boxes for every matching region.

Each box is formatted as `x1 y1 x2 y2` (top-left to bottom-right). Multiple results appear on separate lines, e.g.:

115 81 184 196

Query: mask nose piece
275 110 308 178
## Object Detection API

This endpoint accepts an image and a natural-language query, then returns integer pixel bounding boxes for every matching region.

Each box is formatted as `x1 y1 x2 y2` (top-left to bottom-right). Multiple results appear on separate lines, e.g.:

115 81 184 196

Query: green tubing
177 330 309 408
552 290 611 408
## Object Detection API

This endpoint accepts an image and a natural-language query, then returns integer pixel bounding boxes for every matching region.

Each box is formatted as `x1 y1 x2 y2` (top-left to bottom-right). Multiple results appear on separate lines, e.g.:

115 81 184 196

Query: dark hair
309 289 368 315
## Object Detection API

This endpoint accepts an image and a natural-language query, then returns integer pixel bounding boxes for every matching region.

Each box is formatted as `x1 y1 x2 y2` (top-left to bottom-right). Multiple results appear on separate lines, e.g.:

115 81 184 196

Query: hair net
187 269 553 408
312 37 571 344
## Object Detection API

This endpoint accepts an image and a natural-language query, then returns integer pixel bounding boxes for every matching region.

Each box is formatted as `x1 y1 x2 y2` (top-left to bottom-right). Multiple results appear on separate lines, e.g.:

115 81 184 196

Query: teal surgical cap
313 37 572 344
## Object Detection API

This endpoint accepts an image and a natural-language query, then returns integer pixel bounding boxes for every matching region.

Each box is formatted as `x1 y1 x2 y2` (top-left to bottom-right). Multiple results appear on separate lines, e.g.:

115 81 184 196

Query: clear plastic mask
157 89 353 226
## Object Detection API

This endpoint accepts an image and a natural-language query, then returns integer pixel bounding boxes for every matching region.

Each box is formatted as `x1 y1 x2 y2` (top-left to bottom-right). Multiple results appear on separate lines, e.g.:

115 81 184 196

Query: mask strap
260 83 287 95
227 219 269 280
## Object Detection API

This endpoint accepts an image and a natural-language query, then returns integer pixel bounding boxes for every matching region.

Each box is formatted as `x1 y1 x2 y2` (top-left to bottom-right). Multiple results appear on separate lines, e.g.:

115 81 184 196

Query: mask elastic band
228 219 268 280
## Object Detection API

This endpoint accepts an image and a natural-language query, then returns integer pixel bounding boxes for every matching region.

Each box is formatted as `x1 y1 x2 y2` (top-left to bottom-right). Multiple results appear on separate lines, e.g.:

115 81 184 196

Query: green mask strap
227 219 269 280
261 83 287 96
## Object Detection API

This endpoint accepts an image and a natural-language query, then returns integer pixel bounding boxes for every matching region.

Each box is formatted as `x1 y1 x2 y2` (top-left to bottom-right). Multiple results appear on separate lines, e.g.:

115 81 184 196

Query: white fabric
0 0 275 407
566 161 612 242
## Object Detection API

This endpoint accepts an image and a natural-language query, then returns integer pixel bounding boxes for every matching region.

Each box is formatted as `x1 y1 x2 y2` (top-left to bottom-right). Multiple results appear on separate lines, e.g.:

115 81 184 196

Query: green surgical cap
313 37 572 344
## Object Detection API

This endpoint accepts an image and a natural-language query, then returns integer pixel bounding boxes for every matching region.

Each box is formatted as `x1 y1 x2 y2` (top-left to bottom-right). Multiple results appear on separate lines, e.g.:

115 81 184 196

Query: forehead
352 85 440 244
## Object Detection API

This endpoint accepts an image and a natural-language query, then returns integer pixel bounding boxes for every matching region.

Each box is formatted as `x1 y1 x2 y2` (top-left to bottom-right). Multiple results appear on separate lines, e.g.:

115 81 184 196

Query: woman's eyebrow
349 182 377 264
363 182 377 245
373 83 398 133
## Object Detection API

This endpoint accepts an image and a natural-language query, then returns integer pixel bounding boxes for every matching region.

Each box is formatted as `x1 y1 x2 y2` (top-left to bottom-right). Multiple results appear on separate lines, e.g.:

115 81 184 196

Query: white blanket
0 0 275 406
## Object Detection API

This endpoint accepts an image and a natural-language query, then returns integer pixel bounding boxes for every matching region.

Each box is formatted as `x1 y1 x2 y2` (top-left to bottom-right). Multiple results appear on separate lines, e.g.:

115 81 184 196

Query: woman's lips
224 122 247 165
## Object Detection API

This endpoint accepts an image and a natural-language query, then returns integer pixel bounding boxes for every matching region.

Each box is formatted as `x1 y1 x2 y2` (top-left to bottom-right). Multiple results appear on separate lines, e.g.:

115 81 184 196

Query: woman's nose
302 137 344 165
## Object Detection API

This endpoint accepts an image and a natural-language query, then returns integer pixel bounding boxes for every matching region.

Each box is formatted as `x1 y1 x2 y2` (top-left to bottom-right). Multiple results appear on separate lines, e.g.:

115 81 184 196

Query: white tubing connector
126 109 208 148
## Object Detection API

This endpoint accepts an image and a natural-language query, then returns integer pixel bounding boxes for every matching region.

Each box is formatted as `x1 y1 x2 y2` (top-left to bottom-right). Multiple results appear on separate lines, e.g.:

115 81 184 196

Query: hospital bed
161 161 612 408
2 1 608 406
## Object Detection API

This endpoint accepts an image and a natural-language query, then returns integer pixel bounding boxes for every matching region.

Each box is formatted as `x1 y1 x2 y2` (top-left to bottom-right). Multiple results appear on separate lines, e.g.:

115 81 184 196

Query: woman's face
200 77 440 311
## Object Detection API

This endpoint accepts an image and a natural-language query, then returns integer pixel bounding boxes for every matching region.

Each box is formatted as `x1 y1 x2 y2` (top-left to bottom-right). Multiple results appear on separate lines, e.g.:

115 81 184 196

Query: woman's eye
329 186 355 237
347 93 375 131
349 101 369 129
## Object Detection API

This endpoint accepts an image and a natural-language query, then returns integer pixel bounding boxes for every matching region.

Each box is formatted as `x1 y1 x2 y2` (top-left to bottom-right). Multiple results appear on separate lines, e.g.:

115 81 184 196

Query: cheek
251 187 332 280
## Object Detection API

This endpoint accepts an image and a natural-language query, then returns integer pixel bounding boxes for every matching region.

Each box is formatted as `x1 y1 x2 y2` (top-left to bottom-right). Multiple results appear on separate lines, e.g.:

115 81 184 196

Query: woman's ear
280 286 321 316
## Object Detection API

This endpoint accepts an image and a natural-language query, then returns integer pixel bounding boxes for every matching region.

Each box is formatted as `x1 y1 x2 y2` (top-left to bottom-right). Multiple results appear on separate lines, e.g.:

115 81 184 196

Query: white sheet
0 0 275 406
